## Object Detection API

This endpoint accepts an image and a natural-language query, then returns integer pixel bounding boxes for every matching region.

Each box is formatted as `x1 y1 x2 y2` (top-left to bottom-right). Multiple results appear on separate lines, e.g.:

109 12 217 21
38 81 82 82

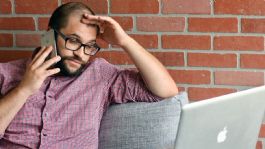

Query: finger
82 14 111 28
81 18 102 28
81 17 99 24
81 17 105 34
81 18 103 30
40 56 61 70
44 68 60 77
31 46 48 64
83 14 113 24
31 46 53 69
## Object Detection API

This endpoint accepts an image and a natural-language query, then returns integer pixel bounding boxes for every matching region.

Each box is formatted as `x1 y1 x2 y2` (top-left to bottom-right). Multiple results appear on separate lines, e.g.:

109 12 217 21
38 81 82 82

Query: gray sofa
99 92 189 149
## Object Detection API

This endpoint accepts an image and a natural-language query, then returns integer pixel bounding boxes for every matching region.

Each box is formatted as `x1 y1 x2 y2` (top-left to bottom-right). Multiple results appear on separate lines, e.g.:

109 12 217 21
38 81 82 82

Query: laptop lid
175 85 265 149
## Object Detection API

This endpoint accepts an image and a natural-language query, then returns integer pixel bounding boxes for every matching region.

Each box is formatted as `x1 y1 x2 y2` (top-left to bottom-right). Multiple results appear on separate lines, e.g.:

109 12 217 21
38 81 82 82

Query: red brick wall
0 0 265 148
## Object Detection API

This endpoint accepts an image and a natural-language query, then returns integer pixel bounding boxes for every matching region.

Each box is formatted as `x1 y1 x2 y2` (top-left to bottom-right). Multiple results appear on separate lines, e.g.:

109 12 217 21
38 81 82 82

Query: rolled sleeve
109 69 162 103
0 71 3 94
0 69 5 140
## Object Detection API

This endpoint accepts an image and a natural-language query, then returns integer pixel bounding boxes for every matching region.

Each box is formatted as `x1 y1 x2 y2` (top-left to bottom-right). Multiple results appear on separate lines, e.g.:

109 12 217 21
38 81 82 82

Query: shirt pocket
25 91 45 104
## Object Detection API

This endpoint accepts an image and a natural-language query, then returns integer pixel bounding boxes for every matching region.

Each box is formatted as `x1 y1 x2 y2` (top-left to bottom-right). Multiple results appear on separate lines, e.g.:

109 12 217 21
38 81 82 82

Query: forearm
81 14 178 98
121 36 178 98
0 86 30 134
0 46 60 135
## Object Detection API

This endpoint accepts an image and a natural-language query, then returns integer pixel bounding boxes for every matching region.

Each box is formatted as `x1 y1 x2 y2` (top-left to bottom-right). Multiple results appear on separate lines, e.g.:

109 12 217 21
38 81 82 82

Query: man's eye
87 42 96 46
68 38 79 43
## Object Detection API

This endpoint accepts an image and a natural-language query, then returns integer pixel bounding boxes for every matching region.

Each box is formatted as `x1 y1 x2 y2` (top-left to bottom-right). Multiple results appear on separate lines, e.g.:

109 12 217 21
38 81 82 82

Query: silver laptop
175 85 265 149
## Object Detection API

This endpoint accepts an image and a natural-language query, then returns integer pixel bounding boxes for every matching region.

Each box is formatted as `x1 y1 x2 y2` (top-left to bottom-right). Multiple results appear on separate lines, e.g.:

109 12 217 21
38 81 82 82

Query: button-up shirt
0 58 161 149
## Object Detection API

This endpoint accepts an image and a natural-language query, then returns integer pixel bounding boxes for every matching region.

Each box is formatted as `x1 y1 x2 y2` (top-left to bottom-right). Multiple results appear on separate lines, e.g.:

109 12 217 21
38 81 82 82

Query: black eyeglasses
54 29 101 56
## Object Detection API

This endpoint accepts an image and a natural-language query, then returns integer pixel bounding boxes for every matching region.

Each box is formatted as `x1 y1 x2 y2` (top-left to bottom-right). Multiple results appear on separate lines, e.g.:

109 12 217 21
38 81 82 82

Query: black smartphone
41 29 58 61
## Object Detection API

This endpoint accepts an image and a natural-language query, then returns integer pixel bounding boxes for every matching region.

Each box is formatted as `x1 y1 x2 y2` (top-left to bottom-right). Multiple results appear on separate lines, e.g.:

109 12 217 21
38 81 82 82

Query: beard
54 56 87 77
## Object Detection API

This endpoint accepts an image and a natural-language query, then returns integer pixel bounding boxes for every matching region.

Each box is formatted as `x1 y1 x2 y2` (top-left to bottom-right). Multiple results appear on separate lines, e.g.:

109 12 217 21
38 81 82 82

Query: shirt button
47 95 53 98
44 112 49 117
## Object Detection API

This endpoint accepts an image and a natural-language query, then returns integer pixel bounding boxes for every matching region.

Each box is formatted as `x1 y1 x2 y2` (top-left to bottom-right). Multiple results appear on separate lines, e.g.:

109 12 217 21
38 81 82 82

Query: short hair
48 2 98 33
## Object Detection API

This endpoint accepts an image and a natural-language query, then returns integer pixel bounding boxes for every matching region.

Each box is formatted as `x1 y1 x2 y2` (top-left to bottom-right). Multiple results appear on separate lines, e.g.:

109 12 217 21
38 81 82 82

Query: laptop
175 85 265 149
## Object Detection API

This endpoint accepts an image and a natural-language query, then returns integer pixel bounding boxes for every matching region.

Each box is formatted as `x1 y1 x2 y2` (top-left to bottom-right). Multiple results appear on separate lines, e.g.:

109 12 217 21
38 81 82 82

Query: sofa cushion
99 92 188 149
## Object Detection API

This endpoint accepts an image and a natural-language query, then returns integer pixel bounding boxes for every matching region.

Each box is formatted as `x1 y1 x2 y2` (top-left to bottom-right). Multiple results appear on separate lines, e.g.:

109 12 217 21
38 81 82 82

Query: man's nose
73 45 85 57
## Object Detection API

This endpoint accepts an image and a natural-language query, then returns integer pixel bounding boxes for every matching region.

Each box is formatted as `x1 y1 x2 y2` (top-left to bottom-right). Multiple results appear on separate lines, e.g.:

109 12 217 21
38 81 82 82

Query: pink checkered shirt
0 58 161 149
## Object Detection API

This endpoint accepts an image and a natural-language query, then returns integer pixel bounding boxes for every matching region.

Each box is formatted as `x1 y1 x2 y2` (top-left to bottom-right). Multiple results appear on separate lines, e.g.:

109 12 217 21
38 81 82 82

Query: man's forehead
69 10 91 19
67 11 93 28
62 19 97 43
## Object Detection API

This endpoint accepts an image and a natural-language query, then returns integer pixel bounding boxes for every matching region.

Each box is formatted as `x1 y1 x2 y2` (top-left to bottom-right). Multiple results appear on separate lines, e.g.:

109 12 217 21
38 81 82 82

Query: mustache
61 56 86 65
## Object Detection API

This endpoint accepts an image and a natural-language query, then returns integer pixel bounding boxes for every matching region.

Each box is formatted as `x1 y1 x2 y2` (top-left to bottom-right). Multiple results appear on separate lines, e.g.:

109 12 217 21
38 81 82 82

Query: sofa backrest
99 92 188 149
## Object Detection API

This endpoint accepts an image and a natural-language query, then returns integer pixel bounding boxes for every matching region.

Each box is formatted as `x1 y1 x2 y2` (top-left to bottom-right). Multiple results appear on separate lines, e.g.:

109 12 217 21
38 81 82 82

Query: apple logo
217 126 228 143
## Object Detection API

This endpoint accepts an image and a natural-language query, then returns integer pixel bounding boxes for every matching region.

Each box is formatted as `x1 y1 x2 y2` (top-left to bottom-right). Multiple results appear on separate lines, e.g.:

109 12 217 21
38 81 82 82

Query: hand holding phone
19 46 61 96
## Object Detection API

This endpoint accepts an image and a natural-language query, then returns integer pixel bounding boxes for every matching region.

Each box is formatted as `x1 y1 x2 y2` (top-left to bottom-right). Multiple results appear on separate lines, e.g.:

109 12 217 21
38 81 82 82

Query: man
0 2 178 149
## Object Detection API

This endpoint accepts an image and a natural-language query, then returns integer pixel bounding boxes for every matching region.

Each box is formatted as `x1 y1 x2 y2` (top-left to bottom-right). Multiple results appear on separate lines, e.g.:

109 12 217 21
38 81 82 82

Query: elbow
157 85 179 99
166 86 179 98
171 87 179 97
